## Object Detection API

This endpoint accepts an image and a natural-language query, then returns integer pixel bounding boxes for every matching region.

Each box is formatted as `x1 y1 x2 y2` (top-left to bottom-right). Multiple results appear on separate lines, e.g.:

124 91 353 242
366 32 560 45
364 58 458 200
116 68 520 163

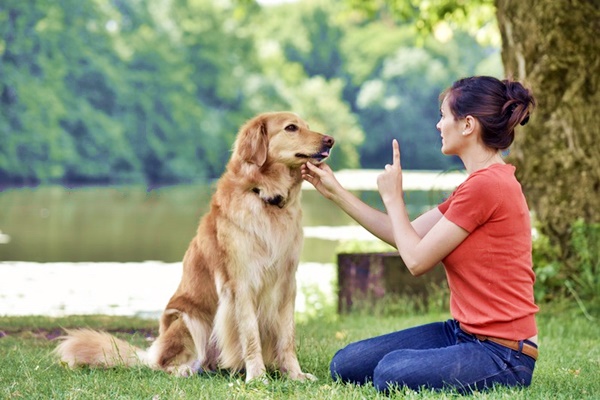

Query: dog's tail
55 328 151 369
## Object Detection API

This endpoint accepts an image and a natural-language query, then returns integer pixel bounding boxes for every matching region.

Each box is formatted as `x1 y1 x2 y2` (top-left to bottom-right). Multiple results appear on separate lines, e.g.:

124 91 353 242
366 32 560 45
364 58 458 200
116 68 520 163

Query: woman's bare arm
377 140 468 276
301 162 444 246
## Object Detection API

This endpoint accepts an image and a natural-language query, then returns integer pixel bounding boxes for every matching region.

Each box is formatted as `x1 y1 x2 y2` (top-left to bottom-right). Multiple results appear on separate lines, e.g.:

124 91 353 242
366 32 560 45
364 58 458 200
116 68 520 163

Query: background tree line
0 0 500 187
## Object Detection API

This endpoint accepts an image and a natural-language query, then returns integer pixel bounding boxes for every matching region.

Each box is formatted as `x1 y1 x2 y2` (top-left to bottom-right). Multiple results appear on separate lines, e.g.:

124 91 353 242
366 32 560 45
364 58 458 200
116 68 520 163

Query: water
0 171 464 316
0 170 463 263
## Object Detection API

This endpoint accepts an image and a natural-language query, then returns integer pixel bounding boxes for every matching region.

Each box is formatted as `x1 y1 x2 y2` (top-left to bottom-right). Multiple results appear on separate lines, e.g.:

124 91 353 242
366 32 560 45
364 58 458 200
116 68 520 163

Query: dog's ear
235 115 269 167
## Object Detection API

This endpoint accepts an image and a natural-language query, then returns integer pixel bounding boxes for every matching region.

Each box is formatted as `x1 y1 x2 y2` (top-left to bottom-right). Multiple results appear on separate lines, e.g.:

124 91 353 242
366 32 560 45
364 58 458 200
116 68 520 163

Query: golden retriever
55 112 334 382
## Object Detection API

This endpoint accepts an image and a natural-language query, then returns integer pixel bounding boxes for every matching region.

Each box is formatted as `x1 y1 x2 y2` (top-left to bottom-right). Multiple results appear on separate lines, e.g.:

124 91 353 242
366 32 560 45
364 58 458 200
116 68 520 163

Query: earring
462 131 467 136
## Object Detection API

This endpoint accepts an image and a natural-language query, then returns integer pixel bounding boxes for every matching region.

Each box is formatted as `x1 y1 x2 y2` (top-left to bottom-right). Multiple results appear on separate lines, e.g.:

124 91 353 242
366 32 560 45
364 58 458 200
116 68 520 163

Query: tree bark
496 0 600 264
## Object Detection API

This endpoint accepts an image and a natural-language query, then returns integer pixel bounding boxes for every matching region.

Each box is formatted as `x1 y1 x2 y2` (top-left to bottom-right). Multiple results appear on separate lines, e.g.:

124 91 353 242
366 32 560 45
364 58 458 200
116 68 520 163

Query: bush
567 219 600 313
532 223 563 303
533 218 600 316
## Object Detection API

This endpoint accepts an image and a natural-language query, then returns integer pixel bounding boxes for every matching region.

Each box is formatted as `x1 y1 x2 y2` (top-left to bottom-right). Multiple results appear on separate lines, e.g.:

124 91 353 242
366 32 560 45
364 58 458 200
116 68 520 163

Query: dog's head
234 112 334 168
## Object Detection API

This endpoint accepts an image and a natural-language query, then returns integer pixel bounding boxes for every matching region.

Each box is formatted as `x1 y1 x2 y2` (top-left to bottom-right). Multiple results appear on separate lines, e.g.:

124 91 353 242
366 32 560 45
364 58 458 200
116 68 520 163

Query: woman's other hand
301 162 341 200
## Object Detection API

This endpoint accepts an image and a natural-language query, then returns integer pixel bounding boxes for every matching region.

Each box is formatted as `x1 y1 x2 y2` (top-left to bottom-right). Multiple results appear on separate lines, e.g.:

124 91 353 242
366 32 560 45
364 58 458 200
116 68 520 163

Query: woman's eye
285 124 298 132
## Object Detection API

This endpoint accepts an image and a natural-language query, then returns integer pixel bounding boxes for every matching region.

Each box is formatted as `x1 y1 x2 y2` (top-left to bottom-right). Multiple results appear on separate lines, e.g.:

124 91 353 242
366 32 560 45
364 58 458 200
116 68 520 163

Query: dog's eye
284 124 299 132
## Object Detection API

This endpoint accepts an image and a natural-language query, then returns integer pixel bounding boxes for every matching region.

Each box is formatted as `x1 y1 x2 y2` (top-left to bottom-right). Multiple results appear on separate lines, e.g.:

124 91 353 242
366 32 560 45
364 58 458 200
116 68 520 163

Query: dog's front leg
234 287 266 382
276 280 317 381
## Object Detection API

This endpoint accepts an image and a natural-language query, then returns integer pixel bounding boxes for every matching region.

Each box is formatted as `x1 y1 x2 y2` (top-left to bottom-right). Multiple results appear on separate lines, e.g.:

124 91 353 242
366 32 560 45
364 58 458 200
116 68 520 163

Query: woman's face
436 96 465 156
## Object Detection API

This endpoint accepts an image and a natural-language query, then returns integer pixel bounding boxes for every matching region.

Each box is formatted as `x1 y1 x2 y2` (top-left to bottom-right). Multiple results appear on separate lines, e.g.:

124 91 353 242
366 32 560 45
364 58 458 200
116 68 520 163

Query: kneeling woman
302 76 539 393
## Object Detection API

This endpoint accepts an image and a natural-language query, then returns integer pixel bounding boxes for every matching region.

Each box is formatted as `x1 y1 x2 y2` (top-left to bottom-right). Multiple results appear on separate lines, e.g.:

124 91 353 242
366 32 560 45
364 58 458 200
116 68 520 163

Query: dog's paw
167 360 202 377
245 367 269 385
169 365 194 377
290 372 317 382
245 373 269 386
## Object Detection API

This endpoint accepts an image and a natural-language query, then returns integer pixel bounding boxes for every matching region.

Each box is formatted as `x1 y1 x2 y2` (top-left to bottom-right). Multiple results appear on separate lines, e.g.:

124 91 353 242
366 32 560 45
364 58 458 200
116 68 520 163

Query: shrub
533 218 600 315
567 219 600 313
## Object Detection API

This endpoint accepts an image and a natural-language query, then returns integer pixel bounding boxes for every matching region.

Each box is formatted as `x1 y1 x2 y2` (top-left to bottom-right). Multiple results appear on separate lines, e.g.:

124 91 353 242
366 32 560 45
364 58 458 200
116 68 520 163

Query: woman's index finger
392 139 401 167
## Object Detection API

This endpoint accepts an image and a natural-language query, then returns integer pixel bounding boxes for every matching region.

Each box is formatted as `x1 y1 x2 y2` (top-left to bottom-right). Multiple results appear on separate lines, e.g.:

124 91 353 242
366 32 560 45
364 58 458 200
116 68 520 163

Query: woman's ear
234 115 269 166
462 115 477 136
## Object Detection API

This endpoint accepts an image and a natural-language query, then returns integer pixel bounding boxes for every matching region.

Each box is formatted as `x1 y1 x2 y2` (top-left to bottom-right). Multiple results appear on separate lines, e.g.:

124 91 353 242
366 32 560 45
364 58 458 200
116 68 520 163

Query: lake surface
0 170 464 264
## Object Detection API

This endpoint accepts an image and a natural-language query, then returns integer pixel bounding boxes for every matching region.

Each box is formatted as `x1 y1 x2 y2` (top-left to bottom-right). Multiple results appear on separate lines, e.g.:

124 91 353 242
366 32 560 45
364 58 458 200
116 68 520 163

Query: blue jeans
330 319 536 393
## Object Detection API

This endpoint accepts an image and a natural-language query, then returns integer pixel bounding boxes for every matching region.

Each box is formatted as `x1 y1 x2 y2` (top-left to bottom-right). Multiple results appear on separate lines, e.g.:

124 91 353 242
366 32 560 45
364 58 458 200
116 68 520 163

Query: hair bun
503 79 536 129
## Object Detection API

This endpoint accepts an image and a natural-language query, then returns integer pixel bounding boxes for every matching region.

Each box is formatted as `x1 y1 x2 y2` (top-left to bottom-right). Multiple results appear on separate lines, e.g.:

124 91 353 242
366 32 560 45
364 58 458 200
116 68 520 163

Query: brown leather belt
461 327 539 360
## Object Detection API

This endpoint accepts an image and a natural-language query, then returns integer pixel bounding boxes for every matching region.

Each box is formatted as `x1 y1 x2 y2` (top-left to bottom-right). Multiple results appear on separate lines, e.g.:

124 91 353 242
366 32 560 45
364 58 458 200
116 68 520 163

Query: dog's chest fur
211 168 304 279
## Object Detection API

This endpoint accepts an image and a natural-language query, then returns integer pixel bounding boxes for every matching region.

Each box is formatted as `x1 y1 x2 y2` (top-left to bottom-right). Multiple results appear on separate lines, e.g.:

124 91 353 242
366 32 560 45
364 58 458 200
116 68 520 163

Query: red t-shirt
438 164 538 340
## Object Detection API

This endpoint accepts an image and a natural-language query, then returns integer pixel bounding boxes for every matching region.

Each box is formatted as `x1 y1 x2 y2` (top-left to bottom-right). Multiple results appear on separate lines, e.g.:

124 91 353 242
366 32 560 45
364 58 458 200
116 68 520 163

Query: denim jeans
330 319 536 393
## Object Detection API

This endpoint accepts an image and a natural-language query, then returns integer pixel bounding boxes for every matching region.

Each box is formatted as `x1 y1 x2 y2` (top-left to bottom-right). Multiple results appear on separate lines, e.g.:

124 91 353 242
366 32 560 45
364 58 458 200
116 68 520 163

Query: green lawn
0 306 598 399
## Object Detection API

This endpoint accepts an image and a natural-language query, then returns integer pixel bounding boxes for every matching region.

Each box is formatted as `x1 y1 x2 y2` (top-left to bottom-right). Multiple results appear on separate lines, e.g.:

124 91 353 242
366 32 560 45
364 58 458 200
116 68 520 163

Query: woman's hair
441 76 536 150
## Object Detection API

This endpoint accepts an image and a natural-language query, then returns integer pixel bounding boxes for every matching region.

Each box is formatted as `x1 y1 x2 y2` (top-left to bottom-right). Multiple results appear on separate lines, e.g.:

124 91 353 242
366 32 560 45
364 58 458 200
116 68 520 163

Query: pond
0 171 463 264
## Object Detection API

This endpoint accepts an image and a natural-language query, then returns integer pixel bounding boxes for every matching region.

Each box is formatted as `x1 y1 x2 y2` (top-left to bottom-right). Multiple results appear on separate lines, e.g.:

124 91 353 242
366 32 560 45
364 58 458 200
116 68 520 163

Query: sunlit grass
0 301 598 399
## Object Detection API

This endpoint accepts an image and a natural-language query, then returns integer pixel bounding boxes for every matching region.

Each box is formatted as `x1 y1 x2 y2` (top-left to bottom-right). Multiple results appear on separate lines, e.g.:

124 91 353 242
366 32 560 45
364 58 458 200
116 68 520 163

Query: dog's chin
309 155 329 165
295 151 331 165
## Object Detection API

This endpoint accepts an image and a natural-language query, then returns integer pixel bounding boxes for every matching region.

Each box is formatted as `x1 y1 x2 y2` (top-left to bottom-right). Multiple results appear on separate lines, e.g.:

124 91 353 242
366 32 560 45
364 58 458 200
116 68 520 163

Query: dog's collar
252 187 285 208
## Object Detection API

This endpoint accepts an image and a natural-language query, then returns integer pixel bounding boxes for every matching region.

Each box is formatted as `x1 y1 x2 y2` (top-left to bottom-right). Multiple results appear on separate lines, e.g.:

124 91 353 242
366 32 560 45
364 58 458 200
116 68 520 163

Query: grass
0 304 598 399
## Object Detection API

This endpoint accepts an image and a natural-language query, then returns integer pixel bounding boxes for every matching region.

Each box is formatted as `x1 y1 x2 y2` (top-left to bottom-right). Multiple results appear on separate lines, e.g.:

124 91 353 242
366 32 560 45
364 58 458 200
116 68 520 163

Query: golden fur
55 112 334 382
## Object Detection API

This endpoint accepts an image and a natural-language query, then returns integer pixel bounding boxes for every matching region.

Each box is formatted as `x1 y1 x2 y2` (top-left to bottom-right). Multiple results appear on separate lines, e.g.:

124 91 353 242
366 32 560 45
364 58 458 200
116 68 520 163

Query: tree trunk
496 0 600 266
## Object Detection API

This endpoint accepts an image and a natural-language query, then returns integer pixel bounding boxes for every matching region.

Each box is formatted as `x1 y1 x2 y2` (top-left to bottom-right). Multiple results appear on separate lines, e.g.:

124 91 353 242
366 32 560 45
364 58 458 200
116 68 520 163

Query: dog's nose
323 135 335 148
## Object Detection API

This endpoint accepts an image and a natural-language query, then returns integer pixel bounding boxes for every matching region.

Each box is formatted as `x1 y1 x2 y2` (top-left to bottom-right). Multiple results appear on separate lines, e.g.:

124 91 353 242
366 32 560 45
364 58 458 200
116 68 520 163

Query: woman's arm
302 162 395 244
301 162 444 246
385 206 468 276
378 140 468 276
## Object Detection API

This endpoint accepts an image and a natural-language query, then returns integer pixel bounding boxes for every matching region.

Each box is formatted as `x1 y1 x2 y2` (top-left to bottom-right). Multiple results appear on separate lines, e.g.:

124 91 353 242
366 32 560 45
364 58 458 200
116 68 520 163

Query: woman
301 76 539 393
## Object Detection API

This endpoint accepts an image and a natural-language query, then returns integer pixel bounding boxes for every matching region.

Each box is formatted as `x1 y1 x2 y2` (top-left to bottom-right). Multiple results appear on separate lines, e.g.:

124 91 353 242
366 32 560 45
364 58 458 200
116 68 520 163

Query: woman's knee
373 353 398 392
329 346 351 381
329 342 371 383
372 351 424 392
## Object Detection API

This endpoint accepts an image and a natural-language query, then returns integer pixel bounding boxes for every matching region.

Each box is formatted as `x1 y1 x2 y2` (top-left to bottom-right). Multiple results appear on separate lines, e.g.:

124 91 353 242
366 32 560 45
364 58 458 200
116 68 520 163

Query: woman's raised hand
377 139 404 204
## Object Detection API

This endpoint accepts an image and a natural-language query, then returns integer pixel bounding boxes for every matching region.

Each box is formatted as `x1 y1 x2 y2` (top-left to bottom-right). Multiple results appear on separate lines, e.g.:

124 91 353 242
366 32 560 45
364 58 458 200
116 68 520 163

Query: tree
496 0 600 275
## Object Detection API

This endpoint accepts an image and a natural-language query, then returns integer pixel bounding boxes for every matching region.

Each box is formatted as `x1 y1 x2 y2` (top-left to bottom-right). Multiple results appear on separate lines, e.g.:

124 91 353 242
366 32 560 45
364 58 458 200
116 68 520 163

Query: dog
55 112 334 382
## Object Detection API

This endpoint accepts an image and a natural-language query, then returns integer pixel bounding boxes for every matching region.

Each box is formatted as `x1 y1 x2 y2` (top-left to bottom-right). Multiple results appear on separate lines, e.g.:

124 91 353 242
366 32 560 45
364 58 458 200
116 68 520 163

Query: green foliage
533 218 600 316
567 219 600 313
343 0 497 41
0 0 369 185
1 0 501 185
532 226 562 303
